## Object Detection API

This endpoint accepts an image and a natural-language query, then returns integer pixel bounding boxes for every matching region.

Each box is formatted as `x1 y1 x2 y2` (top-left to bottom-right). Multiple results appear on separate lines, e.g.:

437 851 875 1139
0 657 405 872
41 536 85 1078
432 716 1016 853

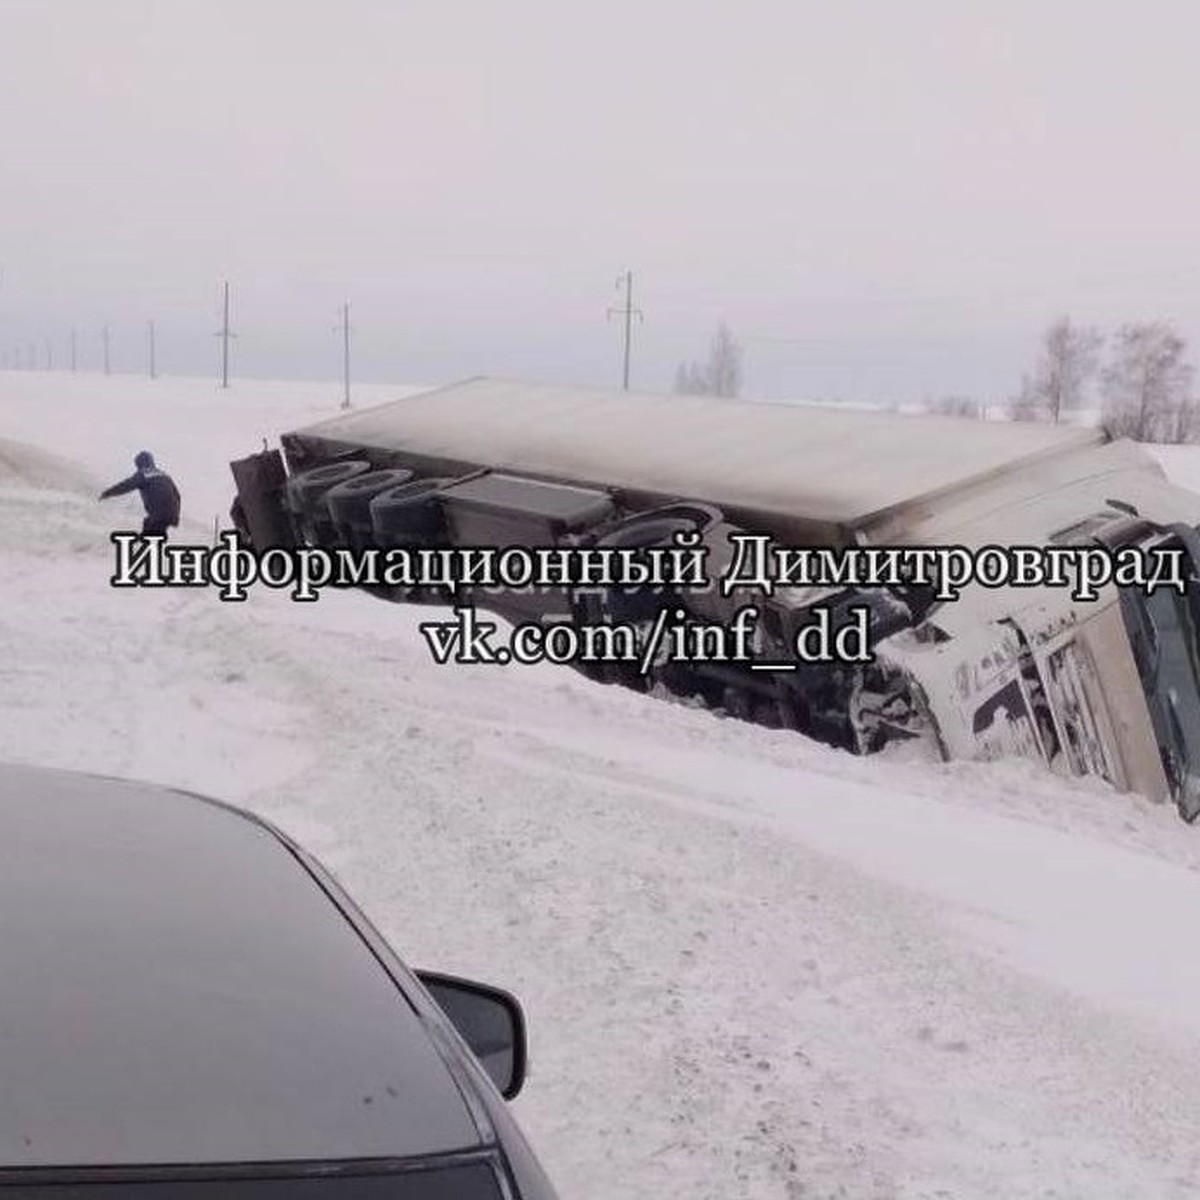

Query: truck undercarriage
232 444 934 757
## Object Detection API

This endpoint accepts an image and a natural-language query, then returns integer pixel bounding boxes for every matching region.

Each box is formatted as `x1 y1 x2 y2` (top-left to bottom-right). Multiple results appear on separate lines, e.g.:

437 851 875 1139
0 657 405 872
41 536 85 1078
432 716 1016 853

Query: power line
215 280 237 388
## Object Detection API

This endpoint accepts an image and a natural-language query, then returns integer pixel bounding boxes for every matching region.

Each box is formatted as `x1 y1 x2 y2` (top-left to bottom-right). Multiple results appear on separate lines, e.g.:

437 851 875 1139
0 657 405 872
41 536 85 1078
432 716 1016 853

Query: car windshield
0 1160 505 1199
1119 534 1200 821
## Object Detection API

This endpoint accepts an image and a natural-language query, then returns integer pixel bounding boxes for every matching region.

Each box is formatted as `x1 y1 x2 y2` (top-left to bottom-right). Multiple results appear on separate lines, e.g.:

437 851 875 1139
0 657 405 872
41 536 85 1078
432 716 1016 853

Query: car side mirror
416 971 528 1100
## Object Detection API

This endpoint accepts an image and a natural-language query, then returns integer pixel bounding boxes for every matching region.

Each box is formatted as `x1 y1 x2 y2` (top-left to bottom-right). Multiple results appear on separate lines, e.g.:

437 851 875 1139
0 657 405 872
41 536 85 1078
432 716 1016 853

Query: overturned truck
230 377 1200 821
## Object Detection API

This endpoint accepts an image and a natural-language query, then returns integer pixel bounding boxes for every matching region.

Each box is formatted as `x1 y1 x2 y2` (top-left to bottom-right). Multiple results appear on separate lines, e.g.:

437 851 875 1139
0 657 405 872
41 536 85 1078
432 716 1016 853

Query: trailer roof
294 377 1107 531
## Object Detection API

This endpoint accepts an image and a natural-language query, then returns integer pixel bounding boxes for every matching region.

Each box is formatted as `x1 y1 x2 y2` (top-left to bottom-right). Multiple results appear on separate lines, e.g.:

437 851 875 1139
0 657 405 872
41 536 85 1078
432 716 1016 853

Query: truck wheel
325 469 415 546
369 478 453 546
593 513 706 550
597 502 721 538
326 468 415 520
588 505 720 622
286 460 372 513
285 461 373 545
594 518 693 623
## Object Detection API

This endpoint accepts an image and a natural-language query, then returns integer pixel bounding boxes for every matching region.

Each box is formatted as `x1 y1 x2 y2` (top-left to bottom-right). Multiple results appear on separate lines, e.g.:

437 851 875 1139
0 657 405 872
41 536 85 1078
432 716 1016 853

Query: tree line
676 314 1199 445
932 317 1197 443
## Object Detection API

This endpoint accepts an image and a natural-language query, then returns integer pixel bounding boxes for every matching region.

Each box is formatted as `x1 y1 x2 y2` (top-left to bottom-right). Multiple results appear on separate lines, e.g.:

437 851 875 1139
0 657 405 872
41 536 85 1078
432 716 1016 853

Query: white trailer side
283 376 1111 545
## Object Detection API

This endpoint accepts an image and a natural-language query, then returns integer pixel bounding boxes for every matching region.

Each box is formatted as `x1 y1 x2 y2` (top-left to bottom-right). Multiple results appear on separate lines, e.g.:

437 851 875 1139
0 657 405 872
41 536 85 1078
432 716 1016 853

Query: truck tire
286 460 372 513
286 460 373 546
369 478 453 547
598 515 696 548
324 468 415 548
590 507 717 622
591 501 721 548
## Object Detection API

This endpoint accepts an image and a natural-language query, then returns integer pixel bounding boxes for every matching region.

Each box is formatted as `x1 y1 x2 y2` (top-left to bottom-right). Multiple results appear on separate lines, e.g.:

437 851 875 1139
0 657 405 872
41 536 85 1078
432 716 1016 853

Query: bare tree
1008 375 1042 422
1101 321 1196 443
707 321 743 398
1161 398 1200 445
1011 316 1102 423
673 361 709 395
674 321 744 398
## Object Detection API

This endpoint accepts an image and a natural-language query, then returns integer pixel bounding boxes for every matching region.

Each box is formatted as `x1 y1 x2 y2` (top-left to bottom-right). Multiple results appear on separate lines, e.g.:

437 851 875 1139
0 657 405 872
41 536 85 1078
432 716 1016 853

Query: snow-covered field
4 371 1200 1199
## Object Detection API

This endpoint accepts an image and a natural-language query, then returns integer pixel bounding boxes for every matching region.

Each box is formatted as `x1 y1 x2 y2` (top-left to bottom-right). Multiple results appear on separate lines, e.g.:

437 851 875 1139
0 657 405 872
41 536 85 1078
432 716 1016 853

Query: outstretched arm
99 473 139 500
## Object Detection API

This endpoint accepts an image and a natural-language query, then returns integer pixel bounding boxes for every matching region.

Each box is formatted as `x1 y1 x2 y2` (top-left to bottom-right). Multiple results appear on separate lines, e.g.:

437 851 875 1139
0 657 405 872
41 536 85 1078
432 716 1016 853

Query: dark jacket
100 467 182 527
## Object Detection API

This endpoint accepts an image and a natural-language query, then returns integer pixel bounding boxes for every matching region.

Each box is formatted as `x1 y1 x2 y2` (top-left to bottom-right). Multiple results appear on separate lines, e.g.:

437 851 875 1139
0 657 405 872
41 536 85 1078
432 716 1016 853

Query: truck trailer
229 376 1200 822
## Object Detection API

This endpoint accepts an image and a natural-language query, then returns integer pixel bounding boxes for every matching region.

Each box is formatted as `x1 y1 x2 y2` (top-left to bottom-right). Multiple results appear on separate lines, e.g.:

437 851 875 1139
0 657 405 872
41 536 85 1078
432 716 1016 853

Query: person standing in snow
99 451 182 537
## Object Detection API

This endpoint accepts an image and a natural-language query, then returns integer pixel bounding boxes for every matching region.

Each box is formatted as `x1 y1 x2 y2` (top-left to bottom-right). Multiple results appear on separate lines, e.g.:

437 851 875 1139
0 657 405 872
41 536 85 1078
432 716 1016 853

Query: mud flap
229 449 294 550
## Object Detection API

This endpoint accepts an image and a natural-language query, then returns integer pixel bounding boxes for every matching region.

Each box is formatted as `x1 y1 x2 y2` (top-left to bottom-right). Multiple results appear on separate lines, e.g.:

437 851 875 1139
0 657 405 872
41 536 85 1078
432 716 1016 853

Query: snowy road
3 373 1200 1198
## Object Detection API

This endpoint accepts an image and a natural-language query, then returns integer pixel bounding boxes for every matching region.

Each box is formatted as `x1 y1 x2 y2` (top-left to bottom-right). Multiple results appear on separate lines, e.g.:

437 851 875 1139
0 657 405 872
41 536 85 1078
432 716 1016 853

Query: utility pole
43 338 51 369
101 325 111 375
28 340 36 371
147 319 157 379
71 328 77 372
607 270 643 390
221 281 230 388
334 300 351 408
215 280 236 388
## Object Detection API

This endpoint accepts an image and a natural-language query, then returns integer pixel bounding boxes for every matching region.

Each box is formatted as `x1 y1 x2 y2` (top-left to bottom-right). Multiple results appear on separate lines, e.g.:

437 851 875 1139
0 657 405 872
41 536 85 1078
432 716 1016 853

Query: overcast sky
3 0 1199 402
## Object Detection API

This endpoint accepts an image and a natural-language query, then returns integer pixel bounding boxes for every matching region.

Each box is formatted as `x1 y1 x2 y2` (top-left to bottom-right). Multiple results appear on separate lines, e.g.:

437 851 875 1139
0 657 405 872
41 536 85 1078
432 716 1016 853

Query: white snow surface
3 372 1200 1199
